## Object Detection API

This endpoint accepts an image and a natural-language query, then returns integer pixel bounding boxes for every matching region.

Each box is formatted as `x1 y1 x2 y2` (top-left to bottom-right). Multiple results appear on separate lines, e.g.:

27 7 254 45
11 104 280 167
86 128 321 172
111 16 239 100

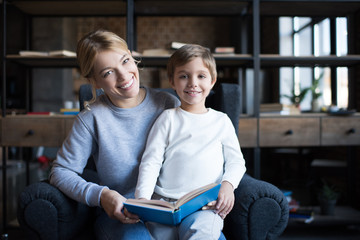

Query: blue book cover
124 183 221 226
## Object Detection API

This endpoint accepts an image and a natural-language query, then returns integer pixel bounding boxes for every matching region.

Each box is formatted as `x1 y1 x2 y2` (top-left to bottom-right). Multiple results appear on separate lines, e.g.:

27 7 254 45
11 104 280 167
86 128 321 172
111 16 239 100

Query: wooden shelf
288 206 360 226
138 54 254 67
260 55 360 67
10 0 360 18
6 55 78 68
260 0 360 17
134 0 250 16
8 54 360 68
10 0 126 16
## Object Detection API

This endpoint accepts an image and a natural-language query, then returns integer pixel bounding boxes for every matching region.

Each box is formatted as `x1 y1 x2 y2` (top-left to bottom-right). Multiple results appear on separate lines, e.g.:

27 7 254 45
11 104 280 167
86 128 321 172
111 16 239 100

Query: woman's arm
49 116 104 207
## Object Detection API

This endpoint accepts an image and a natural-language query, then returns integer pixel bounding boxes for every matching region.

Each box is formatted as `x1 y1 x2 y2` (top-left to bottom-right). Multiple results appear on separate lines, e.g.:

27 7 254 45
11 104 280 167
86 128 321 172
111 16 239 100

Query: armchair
17 83 289 240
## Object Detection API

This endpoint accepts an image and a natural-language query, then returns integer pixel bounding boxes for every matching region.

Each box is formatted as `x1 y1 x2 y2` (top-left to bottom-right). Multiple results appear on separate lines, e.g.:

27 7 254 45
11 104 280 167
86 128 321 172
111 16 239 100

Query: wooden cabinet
237 114 360 148
1 116 75 147
259 117 320 147
321 116 360 146
238 118 257 148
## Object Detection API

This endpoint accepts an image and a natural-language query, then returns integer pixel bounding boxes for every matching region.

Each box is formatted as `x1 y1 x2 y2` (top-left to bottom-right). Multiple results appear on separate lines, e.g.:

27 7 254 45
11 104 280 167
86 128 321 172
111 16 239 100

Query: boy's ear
169 78 176 89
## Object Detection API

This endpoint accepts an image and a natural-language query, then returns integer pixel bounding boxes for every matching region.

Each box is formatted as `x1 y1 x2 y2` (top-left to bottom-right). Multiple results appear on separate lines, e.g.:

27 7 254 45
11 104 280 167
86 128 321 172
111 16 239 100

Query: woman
49 29 179 239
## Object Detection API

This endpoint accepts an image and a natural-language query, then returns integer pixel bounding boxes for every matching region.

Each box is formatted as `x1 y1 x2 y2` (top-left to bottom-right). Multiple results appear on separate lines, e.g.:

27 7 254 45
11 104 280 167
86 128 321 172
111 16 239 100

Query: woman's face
92 49 140 108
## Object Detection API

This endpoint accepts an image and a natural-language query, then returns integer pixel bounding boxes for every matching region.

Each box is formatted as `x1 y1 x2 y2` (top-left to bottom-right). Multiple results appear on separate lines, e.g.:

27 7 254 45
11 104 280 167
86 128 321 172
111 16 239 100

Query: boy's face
171 57 216 114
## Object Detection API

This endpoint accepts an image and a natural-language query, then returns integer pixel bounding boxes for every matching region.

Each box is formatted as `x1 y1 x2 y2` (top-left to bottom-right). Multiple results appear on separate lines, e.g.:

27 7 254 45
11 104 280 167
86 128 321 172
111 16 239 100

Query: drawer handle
27 129 35 136
285 129 293 135
347 128 356 134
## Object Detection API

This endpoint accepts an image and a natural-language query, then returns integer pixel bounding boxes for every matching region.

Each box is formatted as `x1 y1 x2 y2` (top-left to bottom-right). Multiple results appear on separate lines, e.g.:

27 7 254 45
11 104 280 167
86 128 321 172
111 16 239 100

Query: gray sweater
50 87 179 207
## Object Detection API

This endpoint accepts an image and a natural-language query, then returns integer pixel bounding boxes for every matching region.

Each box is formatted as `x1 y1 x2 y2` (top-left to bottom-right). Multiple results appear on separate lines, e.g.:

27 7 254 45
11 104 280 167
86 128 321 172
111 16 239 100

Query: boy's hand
202 181 234 219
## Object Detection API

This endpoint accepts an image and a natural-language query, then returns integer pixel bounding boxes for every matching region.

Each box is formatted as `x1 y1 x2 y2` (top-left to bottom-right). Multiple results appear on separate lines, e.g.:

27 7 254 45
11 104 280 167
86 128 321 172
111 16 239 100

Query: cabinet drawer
259 118 320 147
2 117 65 147
238 118 257 148
321 117 360 146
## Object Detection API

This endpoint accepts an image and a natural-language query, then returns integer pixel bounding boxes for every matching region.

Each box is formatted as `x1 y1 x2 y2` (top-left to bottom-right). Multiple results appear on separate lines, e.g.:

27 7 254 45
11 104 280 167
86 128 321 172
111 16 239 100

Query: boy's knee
179 210 223 240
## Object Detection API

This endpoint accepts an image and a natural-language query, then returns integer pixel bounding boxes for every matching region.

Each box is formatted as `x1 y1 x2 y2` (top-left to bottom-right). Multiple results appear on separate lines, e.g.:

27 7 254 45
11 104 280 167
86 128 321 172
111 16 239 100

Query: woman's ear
89 77 101 89
211 78 217 88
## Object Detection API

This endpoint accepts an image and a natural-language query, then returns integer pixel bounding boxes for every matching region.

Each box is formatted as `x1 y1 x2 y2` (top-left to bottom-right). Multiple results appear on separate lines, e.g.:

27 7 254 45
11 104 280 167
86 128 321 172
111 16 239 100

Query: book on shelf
60 108 80 115
289 207 314 224
281 189 293 203
142 48 171 56
124 183 221 226
260 103 284 113
48 50 76 57
19 51 48 57
214 47 235 54
27 112 56 116
19 50 76 57
169 41 187 50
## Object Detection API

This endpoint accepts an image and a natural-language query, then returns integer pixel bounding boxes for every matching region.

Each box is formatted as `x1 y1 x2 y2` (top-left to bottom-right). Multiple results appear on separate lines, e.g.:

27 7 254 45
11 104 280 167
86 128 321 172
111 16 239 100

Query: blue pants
94 210 151 240
146 209 224 240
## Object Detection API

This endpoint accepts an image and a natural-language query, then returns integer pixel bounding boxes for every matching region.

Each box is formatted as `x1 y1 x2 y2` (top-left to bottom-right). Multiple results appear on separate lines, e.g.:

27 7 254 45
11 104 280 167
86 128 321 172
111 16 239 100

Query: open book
124 183 221 225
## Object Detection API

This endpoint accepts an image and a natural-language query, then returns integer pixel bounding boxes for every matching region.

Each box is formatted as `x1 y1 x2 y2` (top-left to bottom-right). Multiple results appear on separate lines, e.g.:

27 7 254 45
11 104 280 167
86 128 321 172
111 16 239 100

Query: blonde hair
76 29 130 107
167 44 217 83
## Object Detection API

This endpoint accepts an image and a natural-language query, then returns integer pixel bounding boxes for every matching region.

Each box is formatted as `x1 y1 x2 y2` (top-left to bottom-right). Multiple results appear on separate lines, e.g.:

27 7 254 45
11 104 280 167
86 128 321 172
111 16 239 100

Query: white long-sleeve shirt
136 107 246 200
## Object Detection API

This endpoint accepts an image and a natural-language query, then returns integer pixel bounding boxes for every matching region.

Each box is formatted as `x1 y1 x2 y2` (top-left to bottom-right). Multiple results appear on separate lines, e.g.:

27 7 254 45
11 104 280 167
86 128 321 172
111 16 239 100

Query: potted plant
318 179 340 215
283 86 310 108
310 72 324 112
283 72 324 112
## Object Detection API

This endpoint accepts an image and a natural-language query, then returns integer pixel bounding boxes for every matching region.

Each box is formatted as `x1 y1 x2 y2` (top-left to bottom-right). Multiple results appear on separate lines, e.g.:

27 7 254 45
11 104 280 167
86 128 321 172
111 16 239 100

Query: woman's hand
202 181 234 219
100 188 140 224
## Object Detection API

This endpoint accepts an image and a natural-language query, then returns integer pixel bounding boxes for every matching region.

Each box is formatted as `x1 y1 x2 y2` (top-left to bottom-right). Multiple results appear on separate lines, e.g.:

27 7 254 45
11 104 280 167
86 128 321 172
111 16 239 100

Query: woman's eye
179 75 188 79
103 70 113 78
123 58 130 64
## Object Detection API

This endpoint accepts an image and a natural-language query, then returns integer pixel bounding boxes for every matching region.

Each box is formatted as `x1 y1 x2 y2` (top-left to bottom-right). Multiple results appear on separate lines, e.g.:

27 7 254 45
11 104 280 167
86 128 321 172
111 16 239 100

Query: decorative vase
311 99 321 112
319 198 337 215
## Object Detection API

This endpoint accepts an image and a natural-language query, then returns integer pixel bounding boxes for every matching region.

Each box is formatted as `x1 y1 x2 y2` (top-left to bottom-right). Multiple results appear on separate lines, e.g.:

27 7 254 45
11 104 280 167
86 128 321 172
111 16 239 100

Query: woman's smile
119 76 135 89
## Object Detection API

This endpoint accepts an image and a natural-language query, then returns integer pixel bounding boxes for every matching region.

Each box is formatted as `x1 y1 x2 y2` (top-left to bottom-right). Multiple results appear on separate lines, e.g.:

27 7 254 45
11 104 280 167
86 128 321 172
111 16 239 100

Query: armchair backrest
79 83 241 134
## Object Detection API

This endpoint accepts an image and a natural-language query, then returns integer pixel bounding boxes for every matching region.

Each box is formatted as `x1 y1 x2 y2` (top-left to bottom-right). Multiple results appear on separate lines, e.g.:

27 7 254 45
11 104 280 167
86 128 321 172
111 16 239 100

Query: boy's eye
123 58 130 64
199 74 206 79
179 75 188 79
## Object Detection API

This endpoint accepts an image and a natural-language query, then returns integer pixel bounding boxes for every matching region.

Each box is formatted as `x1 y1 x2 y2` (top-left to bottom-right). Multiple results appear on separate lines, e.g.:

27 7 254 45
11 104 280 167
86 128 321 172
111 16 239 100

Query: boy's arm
135 111 171 199
221 116 246 190
203 116 246 219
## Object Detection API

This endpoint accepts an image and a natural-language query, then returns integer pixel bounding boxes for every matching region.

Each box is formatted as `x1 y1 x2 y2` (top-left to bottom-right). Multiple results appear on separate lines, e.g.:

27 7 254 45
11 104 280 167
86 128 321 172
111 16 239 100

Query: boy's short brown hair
167 44 217 83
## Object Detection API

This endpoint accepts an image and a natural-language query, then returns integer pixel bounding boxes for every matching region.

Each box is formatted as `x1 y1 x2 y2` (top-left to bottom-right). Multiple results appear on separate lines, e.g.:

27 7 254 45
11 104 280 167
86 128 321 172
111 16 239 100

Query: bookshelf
1 0 360 232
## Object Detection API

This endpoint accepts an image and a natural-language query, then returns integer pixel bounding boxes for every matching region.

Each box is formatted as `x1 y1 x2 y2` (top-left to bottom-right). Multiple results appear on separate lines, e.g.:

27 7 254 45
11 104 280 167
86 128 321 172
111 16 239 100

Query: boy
135 44 246 239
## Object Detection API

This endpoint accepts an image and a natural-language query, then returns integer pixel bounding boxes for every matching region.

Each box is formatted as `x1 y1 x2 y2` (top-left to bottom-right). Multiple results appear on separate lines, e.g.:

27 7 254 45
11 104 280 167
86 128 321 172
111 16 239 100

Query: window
279 17 348 111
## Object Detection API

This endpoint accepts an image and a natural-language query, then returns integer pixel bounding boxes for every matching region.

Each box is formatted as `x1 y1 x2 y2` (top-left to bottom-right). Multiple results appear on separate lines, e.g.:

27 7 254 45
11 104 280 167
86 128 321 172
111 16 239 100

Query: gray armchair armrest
17 170 98 240
224 174 289 240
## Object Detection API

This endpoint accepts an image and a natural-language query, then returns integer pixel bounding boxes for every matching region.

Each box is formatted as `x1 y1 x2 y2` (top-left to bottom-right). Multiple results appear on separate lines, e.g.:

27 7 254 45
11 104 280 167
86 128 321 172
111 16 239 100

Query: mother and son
49 29 246 240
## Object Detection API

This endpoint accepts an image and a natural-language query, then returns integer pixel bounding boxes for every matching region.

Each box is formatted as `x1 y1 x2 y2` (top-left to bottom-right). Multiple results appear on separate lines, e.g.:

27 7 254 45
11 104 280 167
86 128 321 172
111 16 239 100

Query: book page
125 198 175 210
175 183 218 208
